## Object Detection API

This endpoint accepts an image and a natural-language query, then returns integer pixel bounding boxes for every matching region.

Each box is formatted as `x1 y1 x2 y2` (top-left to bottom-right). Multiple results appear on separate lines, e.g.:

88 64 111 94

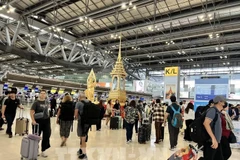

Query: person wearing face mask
202 95 225 160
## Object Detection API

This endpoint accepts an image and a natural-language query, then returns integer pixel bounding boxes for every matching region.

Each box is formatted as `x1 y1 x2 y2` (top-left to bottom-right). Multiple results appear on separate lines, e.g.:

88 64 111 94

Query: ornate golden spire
110 37 127 77
117 37 122 62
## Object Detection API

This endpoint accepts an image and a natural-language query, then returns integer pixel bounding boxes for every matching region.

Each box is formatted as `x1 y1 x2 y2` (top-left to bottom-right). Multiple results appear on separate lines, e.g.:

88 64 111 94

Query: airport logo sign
164 67 179 76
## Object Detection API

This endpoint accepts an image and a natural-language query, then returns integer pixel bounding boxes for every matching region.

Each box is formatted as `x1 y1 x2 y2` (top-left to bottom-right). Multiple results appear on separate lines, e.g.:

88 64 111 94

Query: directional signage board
164 67 179 76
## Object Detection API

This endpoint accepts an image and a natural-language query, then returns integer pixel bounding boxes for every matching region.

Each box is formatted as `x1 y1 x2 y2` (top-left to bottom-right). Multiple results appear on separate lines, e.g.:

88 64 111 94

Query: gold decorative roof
110 38 127 77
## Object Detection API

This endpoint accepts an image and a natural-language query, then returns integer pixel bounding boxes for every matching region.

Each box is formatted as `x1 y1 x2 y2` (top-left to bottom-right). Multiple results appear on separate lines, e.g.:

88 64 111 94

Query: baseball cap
213 95 226 103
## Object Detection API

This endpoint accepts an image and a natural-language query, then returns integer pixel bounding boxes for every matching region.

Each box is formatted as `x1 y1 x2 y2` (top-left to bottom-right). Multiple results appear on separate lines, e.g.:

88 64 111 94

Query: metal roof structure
0 0 239 79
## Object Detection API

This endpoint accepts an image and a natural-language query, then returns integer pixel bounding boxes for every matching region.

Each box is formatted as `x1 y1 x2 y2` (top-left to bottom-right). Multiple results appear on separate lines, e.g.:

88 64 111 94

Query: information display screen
194 78 228 111
3 84 8 90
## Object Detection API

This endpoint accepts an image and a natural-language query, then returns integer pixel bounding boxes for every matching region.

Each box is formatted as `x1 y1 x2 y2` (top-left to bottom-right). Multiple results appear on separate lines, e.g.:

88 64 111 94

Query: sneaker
9 134 12 138
126 141 130 144
77 149 83 155
0 128 4 131
60 141 65 147
129 140 132 142
41 152 48 158
79 154 87 159
169 148 175 151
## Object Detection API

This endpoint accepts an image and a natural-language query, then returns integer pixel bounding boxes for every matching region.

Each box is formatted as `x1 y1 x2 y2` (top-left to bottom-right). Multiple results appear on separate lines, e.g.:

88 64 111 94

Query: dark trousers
134 119 138 133
0 112 4 128
50 106 56 116
203 142 224 160
96 120 102 130
168 123 179 148
184 119 193 141
34 118 51 152
221 136 232 160
5 114 16 135
155 122 162 142
126 123 134 141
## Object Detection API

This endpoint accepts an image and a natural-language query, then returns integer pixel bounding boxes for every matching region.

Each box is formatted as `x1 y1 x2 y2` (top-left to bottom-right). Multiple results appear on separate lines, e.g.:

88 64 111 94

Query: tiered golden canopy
109 38 127 105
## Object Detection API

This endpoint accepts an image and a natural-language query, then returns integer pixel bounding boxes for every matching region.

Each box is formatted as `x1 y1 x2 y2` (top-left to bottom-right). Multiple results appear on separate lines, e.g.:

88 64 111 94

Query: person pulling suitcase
1 89 24 138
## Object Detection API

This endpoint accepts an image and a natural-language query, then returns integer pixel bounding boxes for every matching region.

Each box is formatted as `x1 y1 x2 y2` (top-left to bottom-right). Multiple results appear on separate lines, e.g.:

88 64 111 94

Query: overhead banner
194 78 229 111
164 67 180 102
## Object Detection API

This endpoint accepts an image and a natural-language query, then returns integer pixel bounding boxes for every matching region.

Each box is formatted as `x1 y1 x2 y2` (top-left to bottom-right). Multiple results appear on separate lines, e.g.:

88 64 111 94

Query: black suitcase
138 125 146 144
110 117 119 129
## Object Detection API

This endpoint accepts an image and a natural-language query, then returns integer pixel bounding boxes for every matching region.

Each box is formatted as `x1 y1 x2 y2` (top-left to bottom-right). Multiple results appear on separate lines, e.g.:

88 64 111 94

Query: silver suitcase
20 124 41 160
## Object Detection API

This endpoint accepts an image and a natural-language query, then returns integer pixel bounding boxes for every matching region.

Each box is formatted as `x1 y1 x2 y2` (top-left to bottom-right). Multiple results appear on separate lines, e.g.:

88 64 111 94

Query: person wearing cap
1 89 24 138
202 95 225 160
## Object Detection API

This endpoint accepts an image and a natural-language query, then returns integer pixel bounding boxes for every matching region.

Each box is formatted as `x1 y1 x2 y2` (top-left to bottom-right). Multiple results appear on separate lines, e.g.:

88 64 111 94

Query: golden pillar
108 38 127 106
85 69 97 103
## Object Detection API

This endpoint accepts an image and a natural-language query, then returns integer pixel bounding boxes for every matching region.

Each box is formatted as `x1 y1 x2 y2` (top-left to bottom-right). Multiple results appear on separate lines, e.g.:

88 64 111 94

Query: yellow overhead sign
165 67 179 76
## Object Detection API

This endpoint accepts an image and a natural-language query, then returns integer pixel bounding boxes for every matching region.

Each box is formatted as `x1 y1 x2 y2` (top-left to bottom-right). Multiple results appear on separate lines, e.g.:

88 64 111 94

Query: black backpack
81 101 101 125
190 107 218 144
195 105 210 119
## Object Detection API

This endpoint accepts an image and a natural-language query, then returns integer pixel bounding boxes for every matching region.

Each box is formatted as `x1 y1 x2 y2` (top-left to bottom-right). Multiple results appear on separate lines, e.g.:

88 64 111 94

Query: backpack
195 105 209 119
190 107 218 144
81 101 101 125
171 105 183 128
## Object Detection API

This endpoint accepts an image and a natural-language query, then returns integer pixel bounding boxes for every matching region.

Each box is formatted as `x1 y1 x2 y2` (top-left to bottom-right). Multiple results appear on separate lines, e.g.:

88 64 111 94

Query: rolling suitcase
110 117 119 129
21 124 41 160
15 109 29 136
116 116 122 129
145 124 151 141
138 124 147 144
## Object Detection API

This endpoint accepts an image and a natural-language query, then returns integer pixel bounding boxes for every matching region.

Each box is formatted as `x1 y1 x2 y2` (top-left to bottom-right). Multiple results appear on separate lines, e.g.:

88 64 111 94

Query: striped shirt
152 103 164 122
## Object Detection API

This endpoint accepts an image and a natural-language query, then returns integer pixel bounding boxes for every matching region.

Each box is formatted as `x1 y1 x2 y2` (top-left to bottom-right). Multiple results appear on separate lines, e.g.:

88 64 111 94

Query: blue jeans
126 122 134 141
5 114 16 135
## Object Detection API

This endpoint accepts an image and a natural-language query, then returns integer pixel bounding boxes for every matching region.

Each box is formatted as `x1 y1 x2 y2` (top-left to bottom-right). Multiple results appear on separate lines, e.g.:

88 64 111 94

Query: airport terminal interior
0 0 240 160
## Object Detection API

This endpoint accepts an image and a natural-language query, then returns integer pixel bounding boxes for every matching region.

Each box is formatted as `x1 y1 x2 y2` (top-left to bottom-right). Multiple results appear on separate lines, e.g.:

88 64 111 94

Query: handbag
34 101 46 119
34 112 44 119
228 131 237 143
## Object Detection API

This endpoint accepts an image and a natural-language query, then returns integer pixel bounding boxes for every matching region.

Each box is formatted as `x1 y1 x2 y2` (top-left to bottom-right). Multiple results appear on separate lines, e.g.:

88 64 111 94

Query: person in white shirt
184 102 195 141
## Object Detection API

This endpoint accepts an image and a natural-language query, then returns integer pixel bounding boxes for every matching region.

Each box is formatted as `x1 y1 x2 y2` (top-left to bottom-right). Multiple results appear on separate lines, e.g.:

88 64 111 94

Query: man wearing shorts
75 93 90 160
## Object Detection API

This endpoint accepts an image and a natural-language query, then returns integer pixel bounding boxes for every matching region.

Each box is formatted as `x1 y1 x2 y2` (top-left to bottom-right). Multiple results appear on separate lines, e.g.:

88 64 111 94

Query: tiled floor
0 108 240 160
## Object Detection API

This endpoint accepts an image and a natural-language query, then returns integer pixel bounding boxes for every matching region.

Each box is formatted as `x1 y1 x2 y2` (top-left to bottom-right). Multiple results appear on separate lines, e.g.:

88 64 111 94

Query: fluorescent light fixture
29 25 40 30
121 3 127 9
0 14 14 20
133 5 137 10
79 17 84 21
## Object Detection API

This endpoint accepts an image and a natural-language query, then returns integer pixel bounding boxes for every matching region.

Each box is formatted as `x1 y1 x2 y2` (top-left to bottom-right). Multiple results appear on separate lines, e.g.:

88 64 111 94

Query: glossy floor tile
0 108 240 160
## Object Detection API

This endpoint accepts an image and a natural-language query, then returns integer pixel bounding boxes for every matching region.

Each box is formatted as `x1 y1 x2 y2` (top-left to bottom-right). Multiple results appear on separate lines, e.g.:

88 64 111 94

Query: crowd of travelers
0 88 239 160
